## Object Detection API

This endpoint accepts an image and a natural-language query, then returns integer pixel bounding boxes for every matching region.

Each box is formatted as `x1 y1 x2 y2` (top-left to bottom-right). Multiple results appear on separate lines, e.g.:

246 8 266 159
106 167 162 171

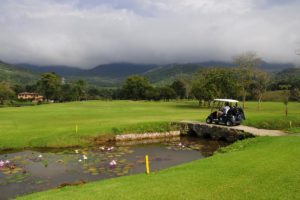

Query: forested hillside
0 61 38 84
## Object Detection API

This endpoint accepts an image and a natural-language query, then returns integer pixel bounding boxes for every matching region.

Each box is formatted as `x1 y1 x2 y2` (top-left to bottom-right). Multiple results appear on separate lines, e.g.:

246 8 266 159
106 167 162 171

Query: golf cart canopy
213 99 239 103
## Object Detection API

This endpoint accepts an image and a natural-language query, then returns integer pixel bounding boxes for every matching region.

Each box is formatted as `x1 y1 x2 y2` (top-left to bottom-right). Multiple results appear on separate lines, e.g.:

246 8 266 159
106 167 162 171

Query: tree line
0 72 187 105
0 52 299 106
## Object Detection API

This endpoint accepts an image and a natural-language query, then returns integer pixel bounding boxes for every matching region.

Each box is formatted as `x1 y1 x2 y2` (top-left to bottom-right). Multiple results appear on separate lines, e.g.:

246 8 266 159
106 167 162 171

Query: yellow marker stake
76 125 78 134
290 121 292 128
145 155 150 174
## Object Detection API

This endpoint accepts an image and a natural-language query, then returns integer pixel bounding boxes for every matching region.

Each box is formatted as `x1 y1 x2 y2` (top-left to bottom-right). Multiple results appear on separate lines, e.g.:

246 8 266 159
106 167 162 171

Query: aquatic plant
0 160 11 168
0 160 5 168
109 160 117 166
99 146 115 152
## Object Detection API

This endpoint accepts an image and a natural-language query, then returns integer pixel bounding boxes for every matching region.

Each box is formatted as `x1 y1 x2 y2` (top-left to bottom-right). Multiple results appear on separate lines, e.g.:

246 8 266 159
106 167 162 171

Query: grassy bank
17 136 300 200
0 100 299 148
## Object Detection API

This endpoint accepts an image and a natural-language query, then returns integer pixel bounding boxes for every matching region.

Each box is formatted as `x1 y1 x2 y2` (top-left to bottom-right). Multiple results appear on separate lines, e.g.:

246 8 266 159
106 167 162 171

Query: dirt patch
58 180 87 188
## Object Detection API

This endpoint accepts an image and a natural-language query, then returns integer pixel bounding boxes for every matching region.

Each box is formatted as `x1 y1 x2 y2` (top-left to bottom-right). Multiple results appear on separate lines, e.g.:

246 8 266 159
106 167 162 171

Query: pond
0 137 229 200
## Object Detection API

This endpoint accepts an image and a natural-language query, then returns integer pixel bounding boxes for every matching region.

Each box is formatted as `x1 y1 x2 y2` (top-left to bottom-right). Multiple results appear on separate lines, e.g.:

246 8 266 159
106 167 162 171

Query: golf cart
206 99 245 126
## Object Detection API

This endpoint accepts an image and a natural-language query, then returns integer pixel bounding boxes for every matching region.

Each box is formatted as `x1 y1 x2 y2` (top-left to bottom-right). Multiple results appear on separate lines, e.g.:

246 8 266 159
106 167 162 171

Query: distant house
18 92 43 102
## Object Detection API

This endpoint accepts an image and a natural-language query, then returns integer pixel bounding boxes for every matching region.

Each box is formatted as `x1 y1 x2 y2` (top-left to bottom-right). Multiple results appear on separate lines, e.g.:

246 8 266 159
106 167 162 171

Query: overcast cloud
0 0 299 68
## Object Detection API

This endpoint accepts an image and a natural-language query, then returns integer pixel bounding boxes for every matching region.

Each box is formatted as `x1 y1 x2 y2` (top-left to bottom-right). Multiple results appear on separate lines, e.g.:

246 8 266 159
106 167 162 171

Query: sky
0 0 300 68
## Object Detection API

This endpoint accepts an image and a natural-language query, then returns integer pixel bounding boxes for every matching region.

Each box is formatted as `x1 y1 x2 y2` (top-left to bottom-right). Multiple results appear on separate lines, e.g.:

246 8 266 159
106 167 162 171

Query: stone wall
116 137 180 146
115 131 181 141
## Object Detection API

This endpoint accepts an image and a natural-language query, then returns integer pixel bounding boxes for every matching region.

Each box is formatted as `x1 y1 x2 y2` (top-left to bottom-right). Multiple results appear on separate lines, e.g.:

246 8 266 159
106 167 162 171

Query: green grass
0 100 299 149
17 136 300 200
242 102 300 132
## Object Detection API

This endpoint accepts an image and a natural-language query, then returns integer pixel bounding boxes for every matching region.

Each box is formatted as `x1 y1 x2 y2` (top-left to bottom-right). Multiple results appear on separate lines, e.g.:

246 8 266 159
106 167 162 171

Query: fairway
0 100 299 148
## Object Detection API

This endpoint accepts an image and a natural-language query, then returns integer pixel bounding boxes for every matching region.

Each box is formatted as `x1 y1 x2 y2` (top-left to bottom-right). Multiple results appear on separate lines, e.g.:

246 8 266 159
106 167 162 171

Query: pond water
0 137 229 200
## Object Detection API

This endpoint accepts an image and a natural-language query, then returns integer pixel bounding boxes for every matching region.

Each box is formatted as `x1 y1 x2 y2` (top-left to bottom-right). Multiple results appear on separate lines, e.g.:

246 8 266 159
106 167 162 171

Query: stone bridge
173 121 285 142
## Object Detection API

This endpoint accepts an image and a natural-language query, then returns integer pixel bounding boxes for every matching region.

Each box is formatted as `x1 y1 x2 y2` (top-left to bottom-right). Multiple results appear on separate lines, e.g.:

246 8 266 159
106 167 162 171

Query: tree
279 84 291 117
158 86 176 101
87 87 100 100
191 68 239 107
37 73 61 101
145 87 160 101
290 87 300 101
271 68 300 91
234 52 261 108
112 89 122 100
12 84 25 94
0 81 15 105
191 80 217 107
60 84 76 102
252 69 269 110
73 80 87 101
121 76 152 100
25 84 38 93
170 80 186 99
191 73 218 107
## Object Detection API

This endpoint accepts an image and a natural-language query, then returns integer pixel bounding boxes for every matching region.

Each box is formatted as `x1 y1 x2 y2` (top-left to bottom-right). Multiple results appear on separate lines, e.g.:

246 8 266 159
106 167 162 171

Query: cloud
0 0 299 68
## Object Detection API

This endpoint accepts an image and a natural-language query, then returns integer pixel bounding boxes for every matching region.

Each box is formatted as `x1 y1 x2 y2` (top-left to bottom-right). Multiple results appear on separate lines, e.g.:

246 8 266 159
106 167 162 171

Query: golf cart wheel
226 120 233 126
206 117 212 124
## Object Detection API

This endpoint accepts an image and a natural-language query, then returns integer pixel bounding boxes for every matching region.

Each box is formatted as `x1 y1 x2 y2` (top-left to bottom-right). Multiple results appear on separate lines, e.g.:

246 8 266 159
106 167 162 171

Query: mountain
90 63 157 79
0 61 38 85
17 64 85 76
16 63 158 86
10 61 297 87
275 67 300 83
259 61 295 72
144 64 200 83
18 63 157 78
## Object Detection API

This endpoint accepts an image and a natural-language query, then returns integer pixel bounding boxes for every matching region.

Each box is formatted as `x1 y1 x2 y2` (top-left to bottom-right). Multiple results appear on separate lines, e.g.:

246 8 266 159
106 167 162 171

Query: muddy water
0 137 229 200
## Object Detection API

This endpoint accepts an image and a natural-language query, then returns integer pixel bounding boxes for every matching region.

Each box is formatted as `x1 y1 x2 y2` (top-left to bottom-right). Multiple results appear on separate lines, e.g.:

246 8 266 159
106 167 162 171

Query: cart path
180 121 286 136
231 125 285 136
